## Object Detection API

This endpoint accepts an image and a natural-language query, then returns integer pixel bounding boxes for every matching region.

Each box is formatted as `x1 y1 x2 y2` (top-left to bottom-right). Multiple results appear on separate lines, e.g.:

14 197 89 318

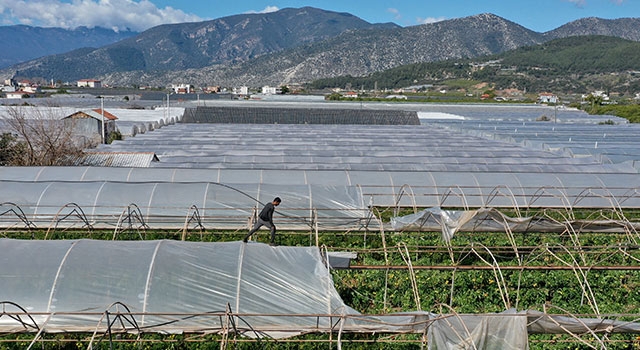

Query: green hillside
310 35 640 96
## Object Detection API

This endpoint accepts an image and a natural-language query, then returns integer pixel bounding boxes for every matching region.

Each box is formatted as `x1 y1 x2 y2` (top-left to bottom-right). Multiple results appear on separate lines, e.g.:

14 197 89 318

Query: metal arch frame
617 187 640 207
181 205 206 241
528 186 573 214
573 186 623 211
88 302 142 349
113 203 149 240
485 185 521 218
439 186 470 210
393 184 418 217
44 202 93 239
0 202 36 230
354 185 376 233
572 187 640 242
0 301 40 332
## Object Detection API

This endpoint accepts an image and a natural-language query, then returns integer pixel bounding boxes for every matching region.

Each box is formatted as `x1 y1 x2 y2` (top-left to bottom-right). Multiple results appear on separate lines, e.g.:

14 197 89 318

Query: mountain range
0 26 137 69
1 7 639 88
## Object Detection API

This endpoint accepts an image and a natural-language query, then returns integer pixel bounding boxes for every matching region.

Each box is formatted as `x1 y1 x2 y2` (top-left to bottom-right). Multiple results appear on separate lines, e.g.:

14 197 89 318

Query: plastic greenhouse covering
2 239 640 344
94 123 640 173
1 166 639 230
3 102 640 347
2 104 639 229
0 239 358 336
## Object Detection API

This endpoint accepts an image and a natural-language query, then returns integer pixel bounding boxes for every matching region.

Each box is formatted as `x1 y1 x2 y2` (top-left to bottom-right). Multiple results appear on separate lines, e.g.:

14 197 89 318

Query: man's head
273 197 281 206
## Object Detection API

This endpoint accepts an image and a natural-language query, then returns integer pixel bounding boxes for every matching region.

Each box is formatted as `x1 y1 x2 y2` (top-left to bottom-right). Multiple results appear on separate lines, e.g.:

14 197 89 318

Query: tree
280 85 290 94
1 106 95 166
584 93 604 109
0 133 24 166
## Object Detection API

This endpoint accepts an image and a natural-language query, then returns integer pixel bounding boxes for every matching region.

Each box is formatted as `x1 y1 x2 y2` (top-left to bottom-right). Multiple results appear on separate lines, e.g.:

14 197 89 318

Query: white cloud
0 0 202 31
387 8 402 21
388 8 445 26
245 6 279 14
416 16 446 25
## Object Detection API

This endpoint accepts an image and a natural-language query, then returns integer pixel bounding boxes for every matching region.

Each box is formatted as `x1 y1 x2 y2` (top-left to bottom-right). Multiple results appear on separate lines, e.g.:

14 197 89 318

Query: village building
204 86 221 93
538 92 559 104
261 86 277 95
77 79 102 88
233 86 249 95
17 79 33 87
0 85 16 92
342 91 358 98
21 85 41 94
4 91 33 99
63 108 118 144
171 83 191 94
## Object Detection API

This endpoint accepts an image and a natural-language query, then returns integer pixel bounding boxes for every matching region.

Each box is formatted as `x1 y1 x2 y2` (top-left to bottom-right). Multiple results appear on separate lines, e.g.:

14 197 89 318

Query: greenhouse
2 238 640 349
0 167 639 231
1 116 639 230
2 102 640 348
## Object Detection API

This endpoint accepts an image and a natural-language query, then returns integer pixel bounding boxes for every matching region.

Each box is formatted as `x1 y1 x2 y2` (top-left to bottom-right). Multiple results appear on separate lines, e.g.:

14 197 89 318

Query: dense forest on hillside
309 35 640 96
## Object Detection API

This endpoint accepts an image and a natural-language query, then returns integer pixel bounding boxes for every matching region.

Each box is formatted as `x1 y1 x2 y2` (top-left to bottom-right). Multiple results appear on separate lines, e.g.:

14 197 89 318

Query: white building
234 86 249 95
77 79 102 88
538 93 559 104
261 86 277 95
5 91 32 99
22 85 41 93
171 83 191 94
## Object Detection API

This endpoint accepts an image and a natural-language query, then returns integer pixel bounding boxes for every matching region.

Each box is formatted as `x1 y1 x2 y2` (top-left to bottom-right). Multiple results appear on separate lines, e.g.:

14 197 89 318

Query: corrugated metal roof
72 152 159 167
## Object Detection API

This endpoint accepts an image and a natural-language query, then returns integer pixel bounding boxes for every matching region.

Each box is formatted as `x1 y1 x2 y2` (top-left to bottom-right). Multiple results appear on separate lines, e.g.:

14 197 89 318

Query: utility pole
167 93 170 120
100 97 105 144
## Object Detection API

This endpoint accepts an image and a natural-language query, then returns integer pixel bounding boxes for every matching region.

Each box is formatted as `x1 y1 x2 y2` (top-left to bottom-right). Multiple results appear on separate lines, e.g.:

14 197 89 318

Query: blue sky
0 0 637 32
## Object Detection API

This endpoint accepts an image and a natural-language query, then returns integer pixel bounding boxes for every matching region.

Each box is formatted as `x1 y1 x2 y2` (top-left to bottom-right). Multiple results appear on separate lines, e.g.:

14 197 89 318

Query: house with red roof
63 108 119 144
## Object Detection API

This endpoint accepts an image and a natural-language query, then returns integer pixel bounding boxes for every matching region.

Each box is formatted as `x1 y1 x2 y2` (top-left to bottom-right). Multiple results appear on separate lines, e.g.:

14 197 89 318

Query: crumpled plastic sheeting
391 207 517 241
526 310 640 334
428 309 528 350
389 207 636 241
427 309 640 349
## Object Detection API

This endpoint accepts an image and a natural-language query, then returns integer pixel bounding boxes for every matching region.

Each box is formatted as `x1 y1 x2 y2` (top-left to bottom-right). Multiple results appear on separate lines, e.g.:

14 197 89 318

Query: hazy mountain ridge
3 7 397 83
0 25 137 69
544 17 640 41
1 8 639 87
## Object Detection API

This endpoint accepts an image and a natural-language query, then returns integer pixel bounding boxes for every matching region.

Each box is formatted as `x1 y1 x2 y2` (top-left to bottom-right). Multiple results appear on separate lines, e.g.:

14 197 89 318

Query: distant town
3 77 634 109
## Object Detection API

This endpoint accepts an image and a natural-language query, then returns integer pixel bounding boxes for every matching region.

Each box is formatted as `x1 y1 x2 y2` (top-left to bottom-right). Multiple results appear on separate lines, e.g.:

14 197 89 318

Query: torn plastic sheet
390 207 637 241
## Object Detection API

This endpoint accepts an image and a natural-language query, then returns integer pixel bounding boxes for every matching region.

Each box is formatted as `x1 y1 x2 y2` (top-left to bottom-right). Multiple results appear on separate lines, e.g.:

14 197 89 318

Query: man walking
243 197 281 245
